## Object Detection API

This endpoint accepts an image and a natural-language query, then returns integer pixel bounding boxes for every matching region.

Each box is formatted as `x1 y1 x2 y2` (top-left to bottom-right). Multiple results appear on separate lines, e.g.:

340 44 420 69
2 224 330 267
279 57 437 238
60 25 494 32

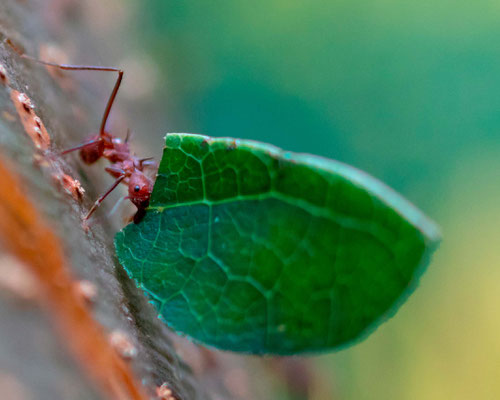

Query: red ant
10 42 156 224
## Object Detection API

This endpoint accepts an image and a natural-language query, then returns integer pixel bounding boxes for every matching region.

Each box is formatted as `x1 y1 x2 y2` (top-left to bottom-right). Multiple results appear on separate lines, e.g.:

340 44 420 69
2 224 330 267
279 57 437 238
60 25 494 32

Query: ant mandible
11 43 156 224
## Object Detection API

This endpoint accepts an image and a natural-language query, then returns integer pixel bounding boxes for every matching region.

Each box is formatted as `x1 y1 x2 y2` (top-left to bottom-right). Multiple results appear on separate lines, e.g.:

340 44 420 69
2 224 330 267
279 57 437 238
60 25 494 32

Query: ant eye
134 185 140 192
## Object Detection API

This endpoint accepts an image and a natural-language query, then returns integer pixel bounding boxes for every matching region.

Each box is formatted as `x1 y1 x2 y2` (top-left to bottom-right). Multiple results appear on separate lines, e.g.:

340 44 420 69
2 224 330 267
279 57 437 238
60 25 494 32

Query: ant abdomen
79 134 104 164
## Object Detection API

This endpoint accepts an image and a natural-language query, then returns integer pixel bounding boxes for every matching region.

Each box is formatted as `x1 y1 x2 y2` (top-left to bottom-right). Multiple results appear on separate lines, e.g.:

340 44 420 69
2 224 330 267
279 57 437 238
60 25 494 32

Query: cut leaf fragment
115 133 440 354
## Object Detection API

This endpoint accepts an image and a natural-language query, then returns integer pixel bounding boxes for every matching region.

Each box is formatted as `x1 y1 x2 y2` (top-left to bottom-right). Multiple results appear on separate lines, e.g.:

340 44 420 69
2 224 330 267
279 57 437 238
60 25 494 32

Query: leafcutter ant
10 41 156 224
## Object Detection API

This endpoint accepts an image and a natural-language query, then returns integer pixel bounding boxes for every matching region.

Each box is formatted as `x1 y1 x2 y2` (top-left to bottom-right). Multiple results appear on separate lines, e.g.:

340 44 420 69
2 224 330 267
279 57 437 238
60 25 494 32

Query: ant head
79 134 104 164
128 172 153 210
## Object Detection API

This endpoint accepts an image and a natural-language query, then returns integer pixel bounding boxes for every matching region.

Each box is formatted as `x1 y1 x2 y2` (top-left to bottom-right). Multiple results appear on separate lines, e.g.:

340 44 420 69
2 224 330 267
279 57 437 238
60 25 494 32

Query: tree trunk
0 2 209 399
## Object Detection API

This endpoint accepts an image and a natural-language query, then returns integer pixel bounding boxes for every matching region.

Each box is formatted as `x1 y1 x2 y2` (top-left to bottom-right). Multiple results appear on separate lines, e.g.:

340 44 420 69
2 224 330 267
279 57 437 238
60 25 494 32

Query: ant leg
60 137 102 155
84 175 125 221
107 195 128 218
8 41 123 139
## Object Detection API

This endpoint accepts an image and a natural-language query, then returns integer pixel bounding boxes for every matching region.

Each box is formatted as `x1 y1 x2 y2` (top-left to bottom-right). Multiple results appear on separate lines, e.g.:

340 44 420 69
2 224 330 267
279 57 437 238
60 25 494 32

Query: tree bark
0 2 209 399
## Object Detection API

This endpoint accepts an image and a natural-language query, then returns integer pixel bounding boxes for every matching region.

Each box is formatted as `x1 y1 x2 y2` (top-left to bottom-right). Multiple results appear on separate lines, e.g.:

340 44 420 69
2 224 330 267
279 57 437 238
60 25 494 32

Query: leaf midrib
148 190 404 255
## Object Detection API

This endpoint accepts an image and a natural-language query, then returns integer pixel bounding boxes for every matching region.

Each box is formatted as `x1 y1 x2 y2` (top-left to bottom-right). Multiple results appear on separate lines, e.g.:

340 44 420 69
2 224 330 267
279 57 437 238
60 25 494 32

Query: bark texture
0 2 210 399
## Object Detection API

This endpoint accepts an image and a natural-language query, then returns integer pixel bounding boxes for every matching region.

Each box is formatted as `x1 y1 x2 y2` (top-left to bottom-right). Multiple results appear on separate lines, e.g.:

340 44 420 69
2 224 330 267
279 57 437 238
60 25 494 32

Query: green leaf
115 133 440 354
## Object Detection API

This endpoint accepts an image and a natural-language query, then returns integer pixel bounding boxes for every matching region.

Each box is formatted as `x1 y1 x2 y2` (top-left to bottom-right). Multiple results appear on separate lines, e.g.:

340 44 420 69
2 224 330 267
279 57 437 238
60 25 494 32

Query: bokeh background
55 0 500 398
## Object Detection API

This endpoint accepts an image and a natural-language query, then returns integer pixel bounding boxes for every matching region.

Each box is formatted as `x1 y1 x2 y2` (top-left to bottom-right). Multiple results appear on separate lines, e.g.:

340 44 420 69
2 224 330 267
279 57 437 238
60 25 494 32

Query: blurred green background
81 0 500 398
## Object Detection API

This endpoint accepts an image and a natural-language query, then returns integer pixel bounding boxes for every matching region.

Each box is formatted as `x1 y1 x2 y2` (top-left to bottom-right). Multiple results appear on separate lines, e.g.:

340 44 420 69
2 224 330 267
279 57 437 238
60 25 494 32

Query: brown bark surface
0 2 210 399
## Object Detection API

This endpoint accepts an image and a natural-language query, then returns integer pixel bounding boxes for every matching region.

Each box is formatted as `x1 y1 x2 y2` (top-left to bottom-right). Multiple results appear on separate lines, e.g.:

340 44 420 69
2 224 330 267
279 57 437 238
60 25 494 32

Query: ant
10 41 156 224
